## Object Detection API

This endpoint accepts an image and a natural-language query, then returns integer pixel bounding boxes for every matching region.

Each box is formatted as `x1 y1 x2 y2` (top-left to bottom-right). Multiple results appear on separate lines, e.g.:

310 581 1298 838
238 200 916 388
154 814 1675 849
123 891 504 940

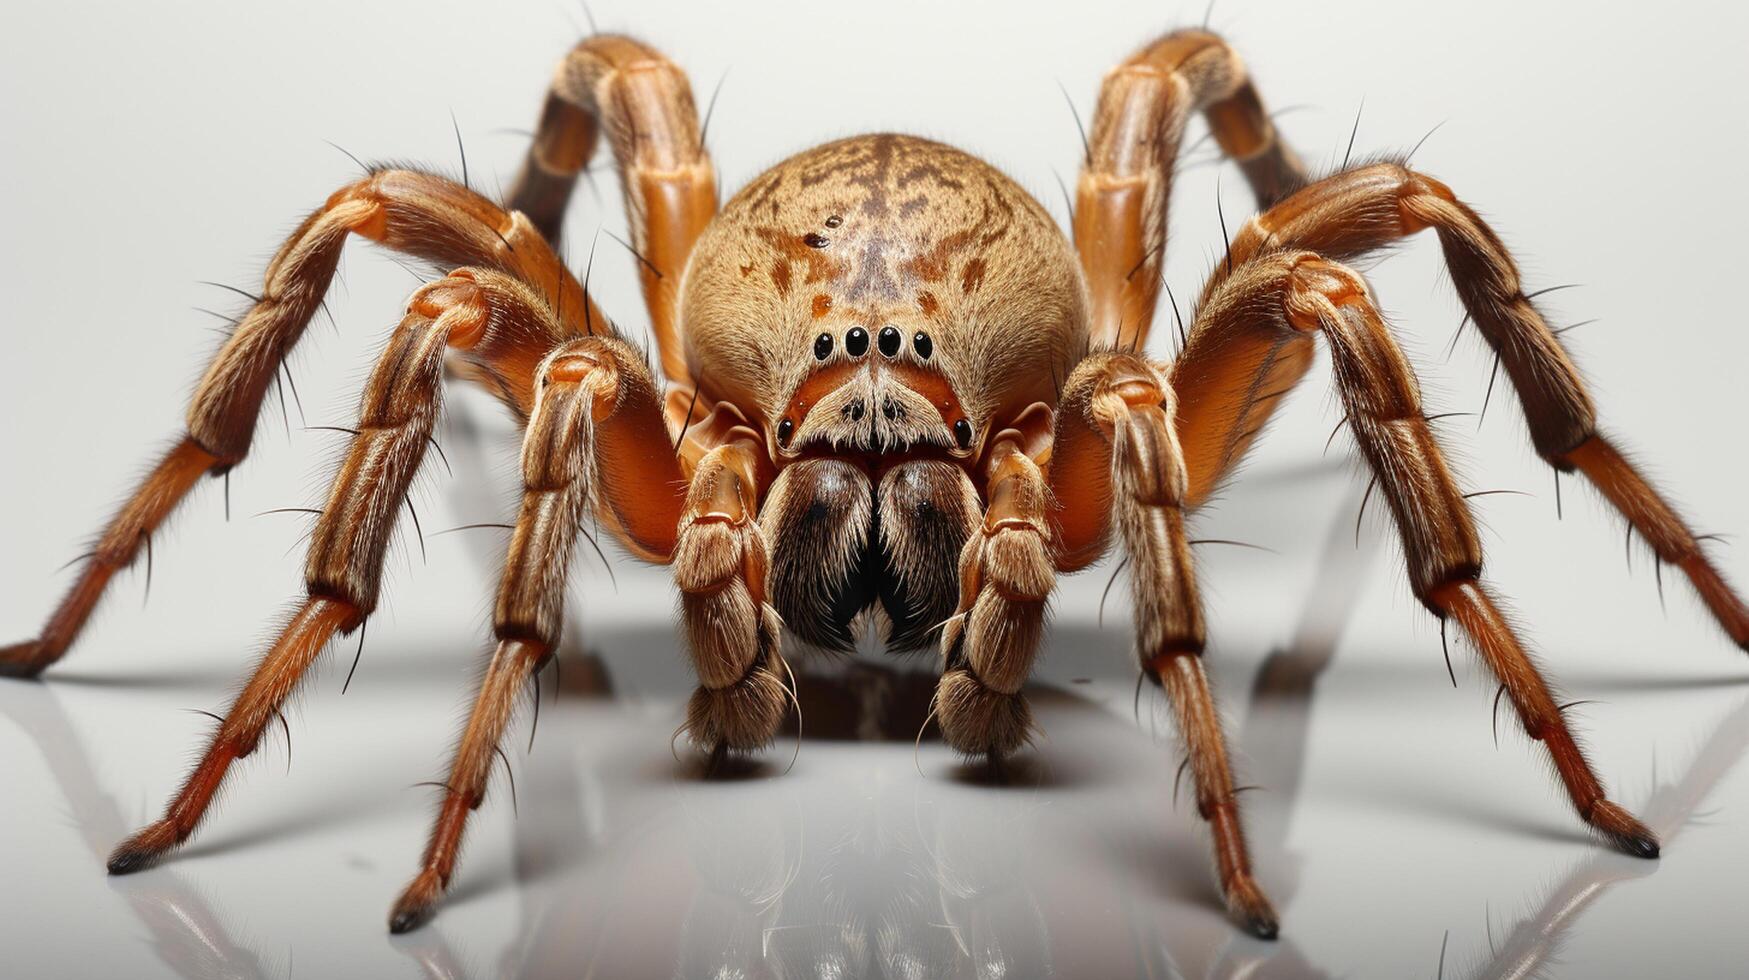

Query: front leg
936 447 1055 758
1048 350 1279 939
674 439 789 754
390 333 684 933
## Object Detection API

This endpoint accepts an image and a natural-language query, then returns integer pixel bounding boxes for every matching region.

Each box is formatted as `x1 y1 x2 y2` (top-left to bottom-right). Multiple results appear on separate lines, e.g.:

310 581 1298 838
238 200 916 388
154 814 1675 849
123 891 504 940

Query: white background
3 1 1747 977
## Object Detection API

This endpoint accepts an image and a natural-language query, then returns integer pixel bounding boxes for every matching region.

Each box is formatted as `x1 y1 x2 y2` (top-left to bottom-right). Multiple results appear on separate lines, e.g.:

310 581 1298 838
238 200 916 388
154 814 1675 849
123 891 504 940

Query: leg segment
1 171 594 675
507 34 717 386
674 439 788 752
1182 162 1748 646
390 333 687 932
936 447 1053 757
1076 29 1306 348
1047 350 1279 938
107 270 516 872
1206 253 1658 855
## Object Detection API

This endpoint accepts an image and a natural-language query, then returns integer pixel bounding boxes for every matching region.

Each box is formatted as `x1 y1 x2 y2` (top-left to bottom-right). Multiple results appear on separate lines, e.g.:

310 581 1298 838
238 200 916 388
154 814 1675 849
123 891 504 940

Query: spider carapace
5 31 1745 939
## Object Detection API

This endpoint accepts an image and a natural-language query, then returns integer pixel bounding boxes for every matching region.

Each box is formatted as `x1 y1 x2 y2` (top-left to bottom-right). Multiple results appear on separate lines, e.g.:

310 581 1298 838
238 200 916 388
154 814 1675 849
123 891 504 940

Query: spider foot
388 868 443 934
107 819 179 875
682 655 789 754
934 668 1032 758
1224 874 1280 940
1589 800 1661 859
0 640 50 679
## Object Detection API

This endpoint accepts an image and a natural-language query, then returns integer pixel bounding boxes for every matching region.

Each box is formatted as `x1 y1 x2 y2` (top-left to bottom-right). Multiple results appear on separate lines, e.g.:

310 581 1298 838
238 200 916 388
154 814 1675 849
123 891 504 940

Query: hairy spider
4 30 1745 940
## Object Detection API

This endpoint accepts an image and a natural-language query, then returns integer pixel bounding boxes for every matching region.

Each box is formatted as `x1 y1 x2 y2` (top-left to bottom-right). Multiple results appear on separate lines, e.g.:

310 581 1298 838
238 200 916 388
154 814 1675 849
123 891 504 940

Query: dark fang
913 331 933 359
845 326 869 357
814 332 833 360
777 418 795 447
803 232 829 249
877 325 902 357
953 418 973 449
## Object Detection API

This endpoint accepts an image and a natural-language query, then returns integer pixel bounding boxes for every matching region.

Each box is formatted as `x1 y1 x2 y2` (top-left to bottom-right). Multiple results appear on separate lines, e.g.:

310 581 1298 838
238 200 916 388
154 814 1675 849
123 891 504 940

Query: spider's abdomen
679 134 1088 461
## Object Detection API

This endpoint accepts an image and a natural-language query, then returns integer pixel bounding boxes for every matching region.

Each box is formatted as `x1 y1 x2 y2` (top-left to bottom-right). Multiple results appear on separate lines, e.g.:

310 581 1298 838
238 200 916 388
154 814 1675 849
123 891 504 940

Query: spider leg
674 439 791 753
507 34 717 386
1046 350 1278 939
106 269 545 874
1178 162 1749 648
1192 252 1660 857
391 333 686 933
0 170 597 676
934 447 1053 758
1076 28 1307 348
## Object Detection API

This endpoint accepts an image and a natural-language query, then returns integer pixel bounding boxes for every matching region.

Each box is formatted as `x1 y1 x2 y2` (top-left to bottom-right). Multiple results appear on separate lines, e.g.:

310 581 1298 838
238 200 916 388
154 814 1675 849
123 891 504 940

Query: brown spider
4 29 1745 940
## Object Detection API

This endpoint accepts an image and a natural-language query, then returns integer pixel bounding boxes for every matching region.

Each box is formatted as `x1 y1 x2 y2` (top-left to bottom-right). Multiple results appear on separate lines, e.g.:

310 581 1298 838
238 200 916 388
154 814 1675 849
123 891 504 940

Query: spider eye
813 333 833 360
777 418 795 448
845 327 870 357
912 331 933 359
953 418 973 450
877 325 902 357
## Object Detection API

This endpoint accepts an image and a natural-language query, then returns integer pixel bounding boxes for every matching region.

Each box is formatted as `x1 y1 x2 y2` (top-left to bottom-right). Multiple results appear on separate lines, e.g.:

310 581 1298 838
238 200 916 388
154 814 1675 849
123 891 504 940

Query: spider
4 28 1745 940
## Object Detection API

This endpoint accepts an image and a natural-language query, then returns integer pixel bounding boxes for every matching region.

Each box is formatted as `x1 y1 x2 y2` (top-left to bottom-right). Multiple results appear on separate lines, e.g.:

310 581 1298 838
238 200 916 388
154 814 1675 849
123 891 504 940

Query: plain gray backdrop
3 2 1747 977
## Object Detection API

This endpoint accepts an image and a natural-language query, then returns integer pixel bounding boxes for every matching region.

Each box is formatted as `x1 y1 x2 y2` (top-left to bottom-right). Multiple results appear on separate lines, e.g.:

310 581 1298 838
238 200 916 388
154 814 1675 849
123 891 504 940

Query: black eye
953 418 973 450
912 331 933 359
813 333 833 360
845 327 870 357
777 418 795 447
877 325 902 357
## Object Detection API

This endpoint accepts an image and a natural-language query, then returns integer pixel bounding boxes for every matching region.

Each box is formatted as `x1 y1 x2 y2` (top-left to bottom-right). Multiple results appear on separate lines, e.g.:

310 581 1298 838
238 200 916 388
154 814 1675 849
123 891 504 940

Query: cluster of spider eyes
814 325 933 362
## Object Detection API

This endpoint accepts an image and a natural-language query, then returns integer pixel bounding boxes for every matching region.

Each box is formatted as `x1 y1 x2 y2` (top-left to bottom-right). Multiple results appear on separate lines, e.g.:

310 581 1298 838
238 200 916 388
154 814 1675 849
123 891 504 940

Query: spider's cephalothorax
6 31 1746 940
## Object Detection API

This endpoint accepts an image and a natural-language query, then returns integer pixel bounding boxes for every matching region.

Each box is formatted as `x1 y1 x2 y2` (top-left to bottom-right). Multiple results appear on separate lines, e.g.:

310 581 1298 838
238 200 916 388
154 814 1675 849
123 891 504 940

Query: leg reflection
0 687 271 980
1464 694 1749 980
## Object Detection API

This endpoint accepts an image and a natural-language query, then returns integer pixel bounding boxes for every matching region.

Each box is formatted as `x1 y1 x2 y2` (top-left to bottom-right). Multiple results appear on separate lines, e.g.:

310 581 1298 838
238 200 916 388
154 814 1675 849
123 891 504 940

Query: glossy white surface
3 2 1747 977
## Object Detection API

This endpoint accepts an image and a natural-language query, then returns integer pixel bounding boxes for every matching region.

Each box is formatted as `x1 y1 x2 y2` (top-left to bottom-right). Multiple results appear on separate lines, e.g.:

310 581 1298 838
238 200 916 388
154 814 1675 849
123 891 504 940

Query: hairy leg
106 269 546 872
1176 162 1747 647
390 332 685 932
1190 252 1659 856
1076 28 1306 348
1048 349 1278 938
674 439 789 753
936 446 1052 757
507 33 717 386
1 171 594 675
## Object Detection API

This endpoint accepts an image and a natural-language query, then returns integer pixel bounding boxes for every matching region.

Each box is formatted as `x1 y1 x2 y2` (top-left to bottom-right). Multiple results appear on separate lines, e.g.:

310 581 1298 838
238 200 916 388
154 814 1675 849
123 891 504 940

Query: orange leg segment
507 34 717 386
1195 253 1659 857
105 270 538 874
390 334 687 933
1176 163 1748 649
1075 29 1306 349
1 171 595 676
1047 349 1278 938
